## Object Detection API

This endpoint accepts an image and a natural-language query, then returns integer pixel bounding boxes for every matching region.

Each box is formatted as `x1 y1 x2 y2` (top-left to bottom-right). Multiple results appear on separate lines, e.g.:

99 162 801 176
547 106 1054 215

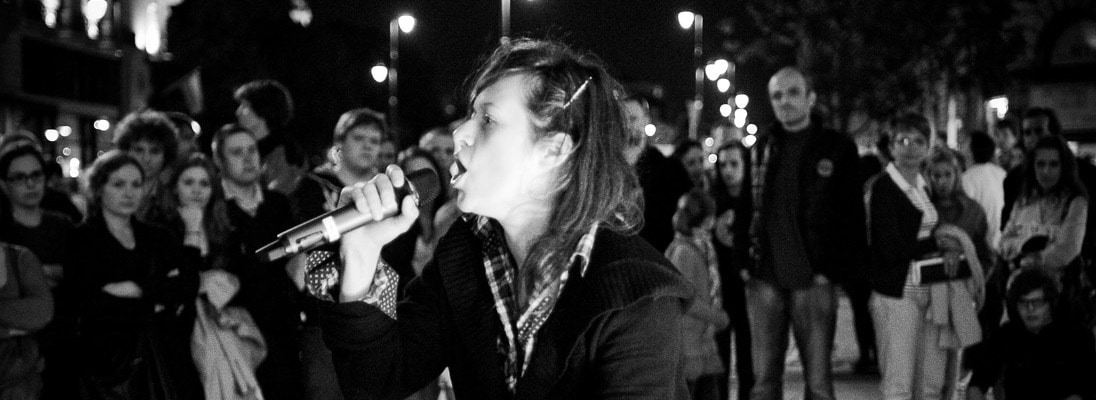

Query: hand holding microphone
339 165 424 250
337 166 428 302
256 165 439 263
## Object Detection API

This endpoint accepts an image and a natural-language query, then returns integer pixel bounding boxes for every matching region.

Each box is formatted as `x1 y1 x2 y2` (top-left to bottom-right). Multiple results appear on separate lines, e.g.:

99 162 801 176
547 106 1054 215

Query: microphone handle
257 186 410 263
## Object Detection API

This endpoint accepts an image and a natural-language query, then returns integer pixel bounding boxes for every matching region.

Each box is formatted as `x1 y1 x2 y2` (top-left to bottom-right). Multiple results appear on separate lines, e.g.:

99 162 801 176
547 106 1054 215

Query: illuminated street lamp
501 0 534 43
717 78 730 93
389 14 416 126
735 93 749 108
678 11 703 139
370 64 388 83
83 0 108 39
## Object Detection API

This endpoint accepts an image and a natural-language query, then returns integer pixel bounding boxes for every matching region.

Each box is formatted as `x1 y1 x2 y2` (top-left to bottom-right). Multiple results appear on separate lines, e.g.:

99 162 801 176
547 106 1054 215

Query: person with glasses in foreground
304 38 693 399
967 269 1096 400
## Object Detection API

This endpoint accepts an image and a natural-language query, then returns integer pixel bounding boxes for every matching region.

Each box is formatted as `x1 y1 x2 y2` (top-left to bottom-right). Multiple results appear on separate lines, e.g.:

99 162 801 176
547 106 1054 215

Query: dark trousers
842 276 876 364
717 273 754 400
747 279 837 400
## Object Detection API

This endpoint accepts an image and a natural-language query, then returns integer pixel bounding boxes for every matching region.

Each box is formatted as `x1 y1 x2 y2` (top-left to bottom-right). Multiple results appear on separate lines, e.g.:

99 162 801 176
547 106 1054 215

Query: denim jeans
870 290 948 400
747 278 837 400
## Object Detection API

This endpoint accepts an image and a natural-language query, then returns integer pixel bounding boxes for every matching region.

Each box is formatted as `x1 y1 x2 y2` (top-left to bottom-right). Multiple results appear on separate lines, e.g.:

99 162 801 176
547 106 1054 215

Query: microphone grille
406 168 441 206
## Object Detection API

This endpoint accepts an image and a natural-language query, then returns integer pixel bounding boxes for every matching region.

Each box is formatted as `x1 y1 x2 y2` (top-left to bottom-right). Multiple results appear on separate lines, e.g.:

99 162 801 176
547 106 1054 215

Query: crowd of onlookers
1 67 1095 400
0 79 464 400
651 67 1096 400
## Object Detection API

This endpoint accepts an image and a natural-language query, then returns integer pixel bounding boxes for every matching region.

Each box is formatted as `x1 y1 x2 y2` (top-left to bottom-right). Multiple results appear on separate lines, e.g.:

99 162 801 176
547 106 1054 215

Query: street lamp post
501 0 511 42
388 15 416 128
678 11 703 140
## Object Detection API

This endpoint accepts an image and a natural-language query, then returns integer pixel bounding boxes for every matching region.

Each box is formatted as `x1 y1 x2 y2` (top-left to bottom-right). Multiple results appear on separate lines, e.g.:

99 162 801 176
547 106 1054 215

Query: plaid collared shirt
469 215 597 393
303 215 599 394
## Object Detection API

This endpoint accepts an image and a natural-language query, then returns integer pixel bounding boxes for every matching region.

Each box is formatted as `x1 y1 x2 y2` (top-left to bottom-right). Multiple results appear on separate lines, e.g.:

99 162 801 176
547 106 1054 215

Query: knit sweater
320 219 694 400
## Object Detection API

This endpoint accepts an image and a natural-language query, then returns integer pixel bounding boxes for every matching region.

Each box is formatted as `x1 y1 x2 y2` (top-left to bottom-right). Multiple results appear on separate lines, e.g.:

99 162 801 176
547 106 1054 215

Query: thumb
394 194 420 226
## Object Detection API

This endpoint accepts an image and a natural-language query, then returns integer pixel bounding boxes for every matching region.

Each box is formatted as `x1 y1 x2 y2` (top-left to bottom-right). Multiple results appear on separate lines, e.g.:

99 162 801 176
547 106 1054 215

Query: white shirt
222 180 264 216
961 162 1007 251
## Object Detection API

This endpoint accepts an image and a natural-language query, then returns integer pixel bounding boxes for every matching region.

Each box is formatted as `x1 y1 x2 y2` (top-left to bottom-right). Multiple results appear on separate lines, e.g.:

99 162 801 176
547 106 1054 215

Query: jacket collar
434 219 692 399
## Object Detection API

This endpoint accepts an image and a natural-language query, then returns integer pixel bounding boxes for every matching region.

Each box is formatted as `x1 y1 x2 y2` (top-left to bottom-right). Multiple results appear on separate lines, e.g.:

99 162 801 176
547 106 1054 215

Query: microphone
256 169 440 263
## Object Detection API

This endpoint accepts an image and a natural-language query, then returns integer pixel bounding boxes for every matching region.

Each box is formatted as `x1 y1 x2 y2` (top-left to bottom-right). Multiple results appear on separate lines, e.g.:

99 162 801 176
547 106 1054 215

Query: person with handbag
865 113 982 400
0 241 52 400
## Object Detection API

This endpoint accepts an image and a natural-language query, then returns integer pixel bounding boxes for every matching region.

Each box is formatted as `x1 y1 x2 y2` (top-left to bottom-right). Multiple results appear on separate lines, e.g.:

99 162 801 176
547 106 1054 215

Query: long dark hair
1019 135 1087 205
711 140 751 203
466 38 641 297
157 153 234 247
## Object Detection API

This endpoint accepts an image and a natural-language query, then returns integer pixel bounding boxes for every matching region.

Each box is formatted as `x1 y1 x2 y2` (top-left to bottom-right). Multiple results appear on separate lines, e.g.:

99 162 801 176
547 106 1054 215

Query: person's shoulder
263 189 293 207
583 230 693 303
41 209 76 227
867 171 895 191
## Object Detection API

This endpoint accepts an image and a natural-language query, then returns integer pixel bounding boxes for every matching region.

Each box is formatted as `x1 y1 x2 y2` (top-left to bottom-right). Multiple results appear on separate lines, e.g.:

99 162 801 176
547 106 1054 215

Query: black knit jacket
320 218 695 400
865 173 939 297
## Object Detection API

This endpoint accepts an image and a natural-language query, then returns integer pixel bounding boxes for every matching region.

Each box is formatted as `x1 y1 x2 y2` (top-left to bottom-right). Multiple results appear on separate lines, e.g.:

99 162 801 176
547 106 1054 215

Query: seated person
967 270 1096 400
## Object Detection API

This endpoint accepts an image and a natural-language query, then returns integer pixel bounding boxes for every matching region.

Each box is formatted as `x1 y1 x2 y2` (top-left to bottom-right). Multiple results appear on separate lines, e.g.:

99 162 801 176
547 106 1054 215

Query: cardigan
320 218 695 400
865 173 938 298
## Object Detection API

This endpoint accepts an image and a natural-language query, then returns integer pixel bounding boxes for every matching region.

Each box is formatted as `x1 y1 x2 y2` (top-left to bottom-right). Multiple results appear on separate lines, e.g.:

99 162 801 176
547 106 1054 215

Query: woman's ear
537 132 575 169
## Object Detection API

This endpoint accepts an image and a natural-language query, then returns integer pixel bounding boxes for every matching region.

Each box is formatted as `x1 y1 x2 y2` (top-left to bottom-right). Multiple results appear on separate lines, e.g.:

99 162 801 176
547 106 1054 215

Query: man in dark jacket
746 67 865 400
622 95 693 252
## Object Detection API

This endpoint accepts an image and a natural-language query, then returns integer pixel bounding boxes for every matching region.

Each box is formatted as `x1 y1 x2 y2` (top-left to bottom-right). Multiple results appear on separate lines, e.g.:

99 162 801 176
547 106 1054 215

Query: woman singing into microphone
305 38 693 399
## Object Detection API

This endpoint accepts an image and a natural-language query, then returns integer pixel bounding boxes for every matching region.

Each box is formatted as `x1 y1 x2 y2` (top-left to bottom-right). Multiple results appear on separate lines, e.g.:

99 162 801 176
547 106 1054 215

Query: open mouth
450 159 467 185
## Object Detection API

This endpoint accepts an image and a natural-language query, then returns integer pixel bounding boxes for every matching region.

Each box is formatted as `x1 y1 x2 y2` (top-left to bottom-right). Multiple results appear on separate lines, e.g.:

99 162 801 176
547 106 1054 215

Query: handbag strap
2 244 20 297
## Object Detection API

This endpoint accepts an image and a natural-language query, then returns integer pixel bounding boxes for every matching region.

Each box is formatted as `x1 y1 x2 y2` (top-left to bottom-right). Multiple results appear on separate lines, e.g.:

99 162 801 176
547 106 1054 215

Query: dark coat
66 216 201 400
320 219 694 400
750 120 866 285
865 173 938 298
636 146 693 252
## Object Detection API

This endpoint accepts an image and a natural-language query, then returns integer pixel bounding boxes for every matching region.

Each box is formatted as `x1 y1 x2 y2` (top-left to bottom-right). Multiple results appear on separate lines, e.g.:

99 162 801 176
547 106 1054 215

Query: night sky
165 0 764 159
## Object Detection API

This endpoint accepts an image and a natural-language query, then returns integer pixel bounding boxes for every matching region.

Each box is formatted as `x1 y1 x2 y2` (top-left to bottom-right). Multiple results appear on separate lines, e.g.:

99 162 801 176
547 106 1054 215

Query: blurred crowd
1 66 1094 400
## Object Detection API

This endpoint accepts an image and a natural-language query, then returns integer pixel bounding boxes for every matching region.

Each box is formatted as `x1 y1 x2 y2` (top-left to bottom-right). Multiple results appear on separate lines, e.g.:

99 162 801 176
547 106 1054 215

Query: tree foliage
735 0 1025 134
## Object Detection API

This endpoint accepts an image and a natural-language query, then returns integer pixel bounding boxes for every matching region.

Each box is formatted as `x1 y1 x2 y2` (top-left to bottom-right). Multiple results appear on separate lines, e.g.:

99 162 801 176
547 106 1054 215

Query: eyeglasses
1022 127 1047 136
1016 296 1049 310
896 136 927 147
4 170 44 186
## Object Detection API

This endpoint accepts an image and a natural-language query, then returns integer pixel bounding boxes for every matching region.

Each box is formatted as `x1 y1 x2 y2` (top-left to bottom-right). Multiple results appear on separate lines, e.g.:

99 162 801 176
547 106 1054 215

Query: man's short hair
771 66 814 94
969 130 996 164
1023 107 1062 136
333 108 388 143
886 112 931 140
113 110 180 164
211 123 255 160
418 126 451 146
234 80 295 130
1007 269 1058 307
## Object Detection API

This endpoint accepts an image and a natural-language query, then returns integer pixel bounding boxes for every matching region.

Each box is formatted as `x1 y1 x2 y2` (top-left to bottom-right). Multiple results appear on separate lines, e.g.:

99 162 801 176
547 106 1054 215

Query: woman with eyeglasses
66 151 199 400
0 144 78 400
865 113 979 400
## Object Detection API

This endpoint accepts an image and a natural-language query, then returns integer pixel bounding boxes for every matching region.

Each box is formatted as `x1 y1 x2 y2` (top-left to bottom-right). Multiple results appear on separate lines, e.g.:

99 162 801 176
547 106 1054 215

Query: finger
386 164 407 189
361 180 386 221
397 192 420 223
341 183 369 213
373 174 398 218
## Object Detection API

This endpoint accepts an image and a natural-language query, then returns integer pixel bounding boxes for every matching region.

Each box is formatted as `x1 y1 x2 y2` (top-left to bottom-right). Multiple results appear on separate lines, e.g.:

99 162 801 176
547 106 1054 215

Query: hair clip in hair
563 77 592 109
